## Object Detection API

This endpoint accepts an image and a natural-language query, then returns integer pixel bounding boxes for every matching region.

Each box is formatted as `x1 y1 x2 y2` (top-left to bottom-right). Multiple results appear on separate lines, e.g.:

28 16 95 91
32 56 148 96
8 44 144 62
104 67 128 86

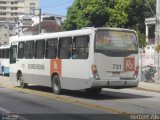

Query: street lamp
33 8 41 34
155 0 160 80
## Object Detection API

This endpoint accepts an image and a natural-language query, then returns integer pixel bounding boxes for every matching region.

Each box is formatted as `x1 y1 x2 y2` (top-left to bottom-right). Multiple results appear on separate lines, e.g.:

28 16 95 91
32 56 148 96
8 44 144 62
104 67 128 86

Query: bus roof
9 28 93 43
0 44 10 49
95 27 136 33
9 27 136 43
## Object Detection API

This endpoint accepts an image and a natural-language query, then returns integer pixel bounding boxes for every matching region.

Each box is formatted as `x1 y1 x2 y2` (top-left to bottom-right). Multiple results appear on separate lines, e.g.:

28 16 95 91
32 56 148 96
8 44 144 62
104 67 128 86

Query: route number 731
113 64 121 70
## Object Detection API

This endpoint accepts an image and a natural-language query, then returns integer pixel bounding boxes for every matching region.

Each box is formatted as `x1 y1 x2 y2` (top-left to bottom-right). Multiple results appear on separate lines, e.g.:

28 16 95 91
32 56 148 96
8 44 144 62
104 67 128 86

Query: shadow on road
15 85 152 100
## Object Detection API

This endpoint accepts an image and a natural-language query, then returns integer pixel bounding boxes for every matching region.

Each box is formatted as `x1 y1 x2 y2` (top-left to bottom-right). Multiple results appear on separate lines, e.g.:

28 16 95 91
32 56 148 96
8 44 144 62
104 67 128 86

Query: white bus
9 27 139 94
0 45 10 75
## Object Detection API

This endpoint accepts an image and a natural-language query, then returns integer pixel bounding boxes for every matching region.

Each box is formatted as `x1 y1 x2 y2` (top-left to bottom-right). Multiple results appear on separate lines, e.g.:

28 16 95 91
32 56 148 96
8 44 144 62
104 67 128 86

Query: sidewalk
138 81 160 92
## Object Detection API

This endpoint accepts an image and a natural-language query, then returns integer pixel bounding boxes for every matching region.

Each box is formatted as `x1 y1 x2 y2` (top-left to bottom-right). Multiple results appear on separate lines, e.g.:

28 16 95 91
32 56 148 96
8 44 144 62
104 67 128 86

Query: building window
30 7 35 15
11 1 18 4
4 34 8 37
0 1 6 4
0 18 6 21
0 7 6 10
0 13 6 16
30 3 35 6
35 40 45 59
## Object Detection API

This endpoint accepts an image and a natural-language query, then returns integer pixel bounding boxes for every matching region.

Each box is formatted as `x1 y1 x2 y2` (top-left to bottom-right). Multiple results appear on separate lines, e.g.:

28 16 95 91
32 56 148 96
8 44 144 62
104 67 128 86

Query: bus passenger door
10 45 17 64
10 44 19 82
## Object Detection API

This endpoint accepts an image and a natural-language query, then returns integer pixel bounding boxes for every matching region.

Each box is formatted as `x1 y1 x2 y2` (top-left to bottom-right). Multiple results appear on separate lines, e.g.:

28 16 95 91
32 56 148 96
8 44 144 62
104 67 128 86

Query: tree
64 0 108 30
126 0 156 47
105 0 130 27
64 0 130 29
64 0 156 47
25 21 63 34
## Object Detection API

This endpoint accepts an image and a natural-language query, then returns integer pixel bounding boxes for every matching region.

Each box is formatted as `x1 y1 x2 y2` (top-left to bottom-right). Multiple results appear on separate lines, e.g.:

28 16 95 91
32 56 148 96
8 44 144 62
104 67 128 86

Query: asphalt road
0 76 160 120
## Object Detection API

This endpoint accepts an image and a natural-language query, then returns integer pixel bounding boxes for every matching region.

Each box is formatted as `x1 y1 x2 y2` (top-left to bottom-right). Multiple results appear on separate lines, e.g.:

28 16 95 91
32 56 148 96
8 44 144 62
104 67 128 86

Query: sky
40 0 74 16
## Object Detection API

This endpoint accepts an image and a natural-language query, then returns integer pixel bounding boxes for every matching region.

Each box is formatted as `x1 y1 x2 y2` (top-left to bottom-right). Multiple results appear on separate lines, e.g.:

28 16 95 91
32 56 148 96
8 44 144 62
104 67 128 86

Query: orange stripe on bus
50 59 62 76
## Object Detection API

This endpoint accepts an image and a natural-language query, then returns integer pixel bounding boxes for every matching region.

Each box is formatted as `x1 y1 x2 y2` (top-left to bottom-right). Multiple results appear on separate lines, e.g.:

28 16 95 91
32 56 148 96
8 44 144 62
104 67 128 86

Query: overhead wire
145 0 155 16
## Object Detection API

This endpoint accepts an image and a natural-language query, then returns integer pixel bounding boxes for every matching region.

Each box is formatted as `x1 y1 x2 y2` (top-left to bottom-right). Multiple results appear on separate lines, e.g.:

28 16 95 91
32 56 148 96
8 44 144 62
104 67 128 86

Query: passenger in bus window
72 50 77 59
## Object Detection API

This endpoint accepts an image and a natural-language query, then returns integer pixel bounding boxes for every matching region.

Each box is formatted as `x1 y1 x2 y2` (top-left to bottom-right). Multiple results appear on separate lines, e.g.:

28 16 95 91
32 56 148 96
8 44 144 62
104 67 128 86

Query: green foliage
64 0 156 47
64 0 108 30
125 0 156 33
106 0 130 27
137 30 146 48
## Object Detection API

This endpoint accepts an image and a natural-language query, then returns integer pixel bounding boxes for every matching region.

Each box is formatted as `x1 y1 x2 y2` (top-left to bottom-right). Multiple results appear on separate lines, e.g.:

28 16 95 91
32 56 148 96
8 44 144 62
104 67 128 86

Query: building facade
14 13 65 36
0 0 39 23
0 0 39 45
0 25 9 45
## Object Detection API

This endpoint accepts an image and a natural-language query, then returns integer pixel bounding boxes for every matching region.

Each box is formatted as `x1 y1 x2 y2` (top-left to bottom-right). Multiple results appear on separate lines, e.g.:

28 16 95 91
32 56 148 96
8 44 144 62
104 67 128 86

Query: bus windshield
95 30 138 52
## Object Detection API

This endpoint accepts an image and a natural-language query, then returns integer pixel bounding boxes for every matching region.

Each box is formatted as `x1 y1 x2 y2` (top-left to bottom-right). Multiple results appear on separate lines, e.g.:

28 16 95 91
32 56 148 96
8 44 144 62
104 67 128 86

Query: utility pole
39 8 41 34
155 0 160 80
34 8 41 34
17 21 20 37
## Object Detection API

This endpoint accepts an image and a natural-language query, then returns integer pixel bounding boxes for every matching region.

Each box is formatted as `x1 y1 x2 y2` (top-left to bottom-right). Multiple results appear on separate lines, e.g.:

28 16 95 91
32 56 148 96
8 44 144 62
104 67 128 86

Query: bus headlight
92 65 100 80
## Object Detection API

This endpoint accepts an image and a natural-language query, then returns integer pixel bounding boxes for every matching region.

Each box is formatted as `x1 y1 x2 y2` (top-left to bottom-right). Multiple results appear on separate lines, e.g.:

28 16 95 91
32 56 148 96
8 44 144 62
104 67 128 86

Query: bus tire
85 88 102 95
19 73 28 88
51 75 62 95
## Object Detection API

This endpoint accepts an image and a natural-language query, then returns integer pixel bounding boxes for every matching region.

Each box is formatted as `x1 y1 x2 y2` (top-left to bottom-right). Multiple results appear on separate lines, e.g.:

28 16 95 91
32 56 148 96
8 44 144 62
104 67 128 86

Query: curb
137 82 160 93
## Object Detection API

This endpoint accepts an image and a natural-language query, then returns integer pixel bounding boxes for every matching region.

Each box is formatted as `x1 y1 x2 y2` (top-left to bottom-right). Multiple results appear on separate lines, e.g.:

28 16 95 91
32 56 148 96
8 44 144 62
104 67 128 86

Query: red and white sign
124 57 135 71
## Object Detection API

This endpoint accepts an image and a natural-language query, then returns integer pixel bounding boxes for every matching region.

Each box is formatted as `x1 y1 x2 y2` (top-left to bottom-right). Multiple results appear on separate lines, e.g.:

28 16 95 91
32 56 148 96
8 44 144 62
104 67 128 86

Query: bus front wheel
19 73 28 88
85 88 102 95
51 75 62 95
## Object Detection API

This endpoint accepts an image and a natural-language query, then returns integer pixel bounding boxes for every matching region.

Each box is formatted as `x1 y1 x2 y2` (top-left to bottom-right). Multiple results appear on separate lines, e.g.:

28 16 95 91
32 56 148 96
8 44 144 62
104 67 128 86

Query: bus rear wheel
85 88 102 95
51 75 62 95
19 73 28 88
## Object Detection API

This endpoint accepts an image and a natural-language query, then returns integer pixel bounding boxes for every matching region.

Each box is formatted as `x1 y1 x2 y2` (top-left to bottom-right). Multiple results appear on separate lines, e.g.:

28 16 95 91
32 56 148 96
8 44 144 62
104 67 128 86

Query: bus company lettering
28 64 45 70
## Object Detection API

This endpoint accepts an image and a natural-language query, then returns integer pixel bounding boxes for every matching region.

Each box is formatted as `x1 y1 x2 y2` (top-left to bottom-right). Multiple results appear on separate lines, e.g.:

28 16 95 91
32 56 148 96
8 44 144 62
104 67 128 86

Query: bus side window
25 41 34 59
73 35 89 59
2 49 5 59
45 38 58 59
18 42 25 59
59 37 72 59
5 49 9 58
35 40 45 59
0 50 1 58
